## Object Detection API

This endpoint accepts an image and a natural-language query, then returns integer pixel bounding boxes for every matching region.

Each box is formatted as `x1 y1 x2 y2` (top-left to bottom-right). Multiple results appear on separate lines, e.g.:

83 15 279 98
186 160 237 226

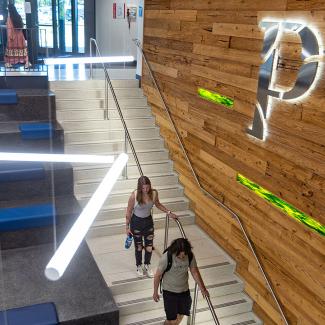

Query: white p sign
247 21 321 140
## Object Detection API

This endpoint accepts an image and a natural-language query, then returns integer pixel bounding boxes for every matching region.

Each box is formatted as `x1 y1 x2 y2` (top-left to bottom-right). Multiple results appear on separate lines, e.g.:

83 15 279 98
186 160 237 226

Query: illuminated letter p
247 21 320 140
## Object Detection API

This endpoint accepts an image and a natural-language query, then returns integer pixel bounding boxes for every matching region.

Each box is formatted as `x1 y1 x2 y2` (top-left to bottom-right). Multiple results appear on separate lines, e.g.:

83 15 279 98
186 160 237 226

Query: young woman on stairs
126 176 178 277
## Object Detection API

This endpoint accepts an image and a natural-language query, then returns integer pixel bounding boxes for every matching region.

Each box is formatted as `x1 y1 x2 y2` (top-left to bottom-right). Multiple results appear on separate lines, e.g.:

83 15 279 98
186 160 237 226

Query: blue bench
19 123 54 140
0 162 45 182
0 302 58 325
0 203 55 232
0 89 18 105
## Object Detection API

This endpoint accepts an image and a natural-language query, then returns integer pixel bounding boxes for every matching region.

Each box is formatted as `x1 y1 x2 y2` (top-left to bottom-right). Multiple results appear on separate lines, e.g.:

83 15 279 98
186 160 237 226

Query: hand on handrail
167 211 178 220
201 288 210 298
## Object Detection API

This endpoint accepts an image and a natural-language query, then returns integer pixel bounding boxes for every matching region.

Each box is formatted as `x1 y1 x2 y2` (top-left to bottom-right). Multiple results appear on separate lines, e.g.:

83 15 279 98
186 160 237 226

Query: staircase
50 79 262 324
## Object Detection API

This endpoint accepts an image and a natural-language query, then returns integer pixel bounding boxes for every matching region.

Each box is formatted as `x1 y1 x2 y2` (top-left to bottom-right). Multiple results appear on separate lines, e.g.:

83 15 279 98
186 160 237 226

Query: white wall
136 0 144 77
96 0 140 58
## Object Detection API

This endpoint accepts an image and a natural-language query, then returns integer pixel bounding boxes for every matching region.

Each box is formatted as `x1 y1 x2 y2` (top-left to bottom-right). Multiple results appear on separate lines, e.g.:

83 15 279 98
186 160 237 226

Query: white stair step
113 270 241 299
78 185 184 207
198 312 262 325
119 293 253 325
87 210 195 238
116 274 243 316
56 97 148 109
65 138 165 154
73 161 173 181
50 79 139 90
54 87 143 99
60 117 155 131
74 171 177 194
57 107 151 120
64 127 160 143
92 196 189 221
192 293 254 323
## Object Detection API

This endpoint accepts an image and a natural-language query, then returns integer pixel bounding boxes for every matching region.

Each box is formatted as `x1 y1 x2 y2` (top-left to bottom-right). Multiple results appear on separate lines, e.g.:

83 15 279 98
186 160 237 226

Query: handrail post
123 131 128 179
133 38 289 325
190 283 199 325
89 38 93 79
164 214 169 251
105 77 109 120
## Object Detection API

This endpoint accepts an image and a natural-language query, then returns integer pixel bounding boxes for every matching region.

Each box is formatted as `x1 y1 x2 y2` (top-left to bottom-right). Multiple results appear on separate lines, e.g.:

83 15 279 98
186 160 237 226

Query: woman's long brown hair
136 176 153 204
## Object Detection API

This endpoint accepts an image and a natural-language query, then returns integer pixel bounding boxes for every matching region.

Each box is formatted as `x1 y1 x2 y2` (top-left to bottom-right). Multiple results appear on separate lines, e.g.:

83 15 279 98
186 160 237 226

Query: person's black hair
169 238 192 256
8 4 24 29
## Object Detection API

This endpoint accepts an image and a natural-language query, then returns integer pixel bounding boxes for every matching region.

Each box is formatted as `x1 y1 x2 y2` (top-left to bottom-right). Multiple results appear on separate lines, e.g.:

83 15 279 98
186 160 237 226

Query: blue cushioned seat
0 203 55 232
0 162 45 182
19 123 54 140
0 302 58 325
0 89 18 104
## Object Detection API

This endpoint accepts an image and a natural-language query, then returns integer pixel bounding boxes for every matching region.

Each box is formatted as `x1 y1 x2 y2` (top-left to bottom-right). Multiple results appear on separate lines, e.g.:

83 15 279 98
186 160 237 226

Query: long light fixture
45 153 128 281
44 56 134 65
0 153 114 164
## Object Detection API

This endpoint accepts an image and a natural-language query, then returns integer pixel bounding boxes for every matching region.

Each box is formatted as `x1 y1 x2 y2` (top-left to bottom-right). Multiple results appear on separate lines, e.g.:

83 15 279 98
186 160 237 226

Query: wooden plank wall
142 1 325 324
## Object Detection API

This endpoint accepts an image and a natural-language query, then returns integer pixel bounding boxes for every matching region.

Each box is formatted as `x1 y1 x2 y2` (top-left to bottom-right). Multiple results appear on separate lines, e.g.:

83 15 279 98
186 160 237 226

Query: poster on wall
127 6 137 21
113 3 125 19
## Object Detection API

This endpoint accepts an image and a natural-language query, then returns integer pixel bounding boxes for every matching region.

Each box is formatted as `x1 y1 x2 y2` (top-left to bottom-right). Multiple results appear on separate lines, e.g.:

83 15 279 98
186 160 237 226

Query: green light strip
198 88 234 108
237 173 325 236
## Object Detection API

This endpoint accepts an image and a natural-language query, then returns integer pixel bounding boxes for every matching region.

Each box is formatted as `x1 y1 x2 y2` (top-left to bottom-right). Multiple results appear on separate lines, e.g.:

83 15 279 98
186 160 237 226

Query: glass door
38 0 56 52
37 0 84 56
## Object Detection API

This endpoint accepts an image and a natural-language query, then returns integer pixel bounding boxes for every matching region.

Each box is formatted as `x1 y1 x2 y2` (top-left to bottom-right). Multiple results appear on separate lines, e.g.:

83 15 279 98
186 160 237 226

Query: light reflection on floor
0 64 137 81
47 64 136 81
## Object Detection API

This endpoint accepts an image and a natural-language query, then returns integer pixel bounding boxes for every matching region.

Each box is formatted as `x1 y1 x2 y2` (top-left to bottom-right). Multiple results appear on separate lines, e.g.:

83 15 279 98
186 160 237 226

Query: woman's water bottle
125 233 133 249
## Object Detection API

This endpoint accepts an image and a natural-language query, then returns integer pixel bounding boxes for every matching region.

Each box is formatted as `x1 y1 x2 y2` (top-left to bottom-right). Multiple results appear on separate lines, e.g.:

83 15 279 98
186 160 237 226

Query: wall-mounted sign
127 6 137 20
113 3 125 19
139 6 143 18
247 21 322 141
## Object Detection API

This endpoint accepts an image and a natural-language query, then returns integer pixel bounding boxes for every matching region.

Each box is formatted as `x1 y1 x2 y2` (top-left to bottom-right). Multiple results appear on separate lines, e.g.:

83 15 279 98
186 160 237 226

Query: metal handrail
89 38 143 177
134 38 289 325
163 214 220 324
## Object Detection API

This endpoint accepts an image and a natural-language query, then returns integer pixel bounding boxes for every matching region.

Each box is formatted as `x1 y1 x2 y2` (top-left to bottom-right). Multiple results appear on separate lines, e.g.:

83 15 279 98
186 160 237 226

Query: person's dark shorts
163 290 192 320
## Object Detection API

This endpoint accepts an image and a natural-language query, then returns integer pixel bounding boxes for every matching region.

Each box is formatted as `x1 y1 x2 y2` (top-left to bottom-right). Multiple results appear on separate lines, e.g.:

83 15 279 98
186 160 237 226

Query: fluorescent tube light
45 153 128 281
0 153 114 164
44 56 134 65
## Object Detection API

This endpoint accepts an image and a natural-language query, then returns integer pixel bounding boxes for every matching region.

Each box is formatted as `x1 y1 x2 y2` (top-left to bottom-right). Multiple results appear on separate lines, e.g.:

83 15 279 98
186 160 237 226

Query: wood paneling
142 1 325 324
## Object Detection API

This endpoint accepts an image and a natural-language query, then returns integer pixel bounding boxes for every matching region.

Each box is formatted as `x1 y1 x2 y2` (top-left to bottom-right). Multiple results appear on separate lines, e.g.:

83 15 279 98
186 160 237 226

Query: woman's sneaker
144 264 154 278
136 265 144 277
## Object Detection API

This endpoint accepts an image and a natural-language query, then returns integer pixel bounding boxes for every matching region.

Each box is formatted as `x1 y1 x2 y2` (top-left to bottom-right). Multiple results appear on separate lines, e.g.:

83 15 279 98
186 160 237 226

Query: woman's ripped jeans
130 214 154 266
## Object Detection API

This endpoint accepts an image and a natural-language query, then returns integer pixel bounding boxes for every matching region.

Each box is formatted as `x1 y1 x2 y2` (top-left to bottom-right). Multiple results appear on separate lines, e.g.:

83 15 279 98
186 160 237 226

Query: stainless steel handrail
134 38 289 325
163 214 220 325
89 38 143 177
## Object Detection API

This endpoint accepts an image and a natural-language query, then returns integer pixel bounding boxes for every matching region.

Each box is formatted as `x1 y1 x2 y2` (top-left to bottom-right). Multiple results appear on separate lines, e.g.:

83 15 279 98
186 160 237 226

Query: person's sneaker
144 264 154 278
136 265 144 277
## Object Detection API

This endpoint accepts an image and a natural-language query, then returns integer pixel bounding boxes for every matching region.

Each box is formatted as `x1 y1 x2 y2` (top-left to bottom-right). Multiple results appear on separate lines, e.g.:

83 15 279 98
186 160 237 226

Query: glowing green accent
198 88 234 108
237 173 325 236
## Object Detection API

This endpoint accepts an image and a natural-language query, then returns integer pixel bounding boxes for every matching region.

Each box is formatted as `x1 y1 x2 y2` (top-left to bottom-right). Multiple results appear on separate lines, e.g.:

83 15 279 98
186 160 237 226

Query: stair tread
65 127 158 135
77 184 182 199
75 171 177 185
61 116 154 122
115 274 243 303
73 160 171 170
66 137 162 146
92 210 194 228
198 312 262 325
120 292 253 324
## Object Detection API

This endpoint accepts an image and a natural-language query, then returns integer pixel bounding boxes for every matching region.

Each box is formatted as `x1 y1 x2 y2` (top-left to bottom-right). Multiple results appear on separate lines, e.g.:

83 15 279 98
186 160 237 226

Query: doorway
36 0 85 56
